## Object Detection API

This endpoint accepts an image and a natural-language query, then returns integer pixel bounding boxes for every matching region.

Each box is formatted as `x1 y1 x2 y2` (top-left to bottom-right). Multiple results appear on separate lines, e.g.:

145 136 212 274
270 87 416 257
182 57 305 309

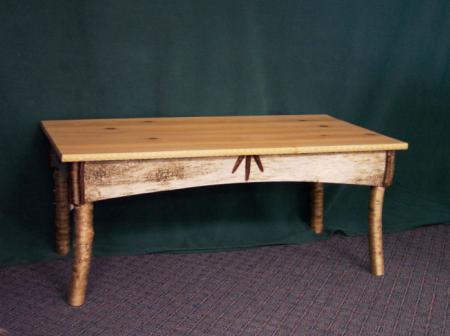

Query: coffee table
41 114 408 306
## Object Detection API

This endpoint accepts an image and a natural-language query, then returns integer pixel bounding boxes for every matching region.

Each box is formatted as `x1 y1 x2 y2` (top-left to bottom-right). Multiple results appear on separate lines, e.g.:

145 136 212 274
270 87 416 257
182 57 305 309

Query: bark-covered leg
369 186 385 276
68 203 94 306
53 165 71 255
310 182 324 234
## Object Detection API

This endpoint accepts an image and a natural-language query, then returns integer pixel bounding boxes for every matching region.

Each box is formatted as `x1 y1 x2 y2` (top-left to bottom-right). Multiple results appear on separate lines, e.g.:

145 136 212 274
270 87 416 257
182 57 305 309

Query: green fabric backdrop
1 1 449 265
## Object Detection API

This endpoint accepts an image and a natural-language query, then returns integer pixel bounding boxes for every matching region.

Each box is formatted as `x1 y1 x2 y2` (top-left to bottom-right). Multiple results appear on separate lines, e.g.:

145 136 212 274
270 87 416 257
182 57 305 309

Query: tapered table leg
310 182 324 234
68 203 94 306
53 165 71 255
369 186 385 276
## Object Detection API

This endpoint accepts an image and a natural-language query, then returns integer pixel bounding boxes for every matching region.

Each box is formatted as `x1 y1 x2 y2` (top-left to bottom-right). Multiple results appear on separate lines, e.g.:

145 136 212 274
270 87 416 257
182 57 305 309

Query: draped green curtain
1 1 449 265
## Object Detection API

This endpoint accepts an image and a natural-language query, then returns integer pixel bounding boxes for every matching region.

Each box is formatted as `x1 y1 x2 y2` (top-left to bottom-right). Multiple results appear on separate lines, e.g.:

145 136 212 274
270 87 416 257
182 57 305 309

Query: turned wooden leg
53 165 71 255
68 203 94 306
369 186 385 276
310 182 324 234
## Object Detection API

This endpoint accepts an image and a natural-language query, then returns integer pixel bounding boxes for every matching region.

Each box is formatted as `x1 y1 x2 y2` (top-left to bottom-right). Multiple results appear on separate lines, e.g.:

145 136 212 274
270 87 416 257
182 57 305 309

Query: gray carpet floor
0 224 448 336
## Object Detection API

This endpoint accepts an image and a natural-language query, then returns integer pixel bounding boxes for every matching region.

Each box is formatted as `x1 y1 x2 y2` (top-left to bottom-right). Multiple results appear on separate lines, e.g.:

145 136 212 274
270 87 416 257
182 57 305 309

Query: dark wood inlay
232 156 245 174
253 155 264 172
245 156 251 181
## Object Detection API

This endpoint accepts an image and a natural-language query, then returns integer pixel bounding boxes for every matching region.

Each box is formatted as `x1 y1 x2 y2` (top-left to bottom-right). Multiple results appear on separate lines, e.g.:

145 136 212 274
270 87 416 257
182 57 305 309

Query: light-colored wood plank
41 115 408 162
83 151 387 202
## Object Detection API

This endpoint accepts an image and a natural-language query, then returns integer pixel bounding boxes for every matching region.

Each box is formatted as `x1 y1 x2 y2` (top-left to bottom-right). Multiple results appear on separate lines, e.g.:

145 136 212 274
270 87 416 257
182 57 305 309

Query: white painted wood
84 152 387 202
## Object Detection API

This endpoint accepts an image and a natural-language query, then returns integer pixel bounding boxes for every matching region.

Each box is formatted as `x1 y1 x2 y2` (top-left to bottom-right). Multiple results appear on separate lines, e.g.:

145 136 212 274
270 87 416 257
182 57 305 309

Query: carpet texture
0 224 448 336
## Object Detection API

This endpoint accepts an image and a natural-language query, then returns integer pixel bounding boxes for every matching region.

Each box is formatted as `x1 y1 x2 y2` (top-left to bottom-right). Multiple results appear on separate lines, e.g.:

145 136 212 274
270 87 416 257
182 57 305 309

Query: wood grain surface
41 115 408 162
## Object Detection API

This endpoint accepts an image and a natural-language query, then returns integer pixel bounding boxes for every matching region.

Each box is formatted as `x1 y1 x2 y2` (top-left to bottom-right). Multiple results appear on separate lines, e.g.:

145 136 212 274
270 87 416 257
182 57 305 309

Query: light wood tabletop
41 114 408 162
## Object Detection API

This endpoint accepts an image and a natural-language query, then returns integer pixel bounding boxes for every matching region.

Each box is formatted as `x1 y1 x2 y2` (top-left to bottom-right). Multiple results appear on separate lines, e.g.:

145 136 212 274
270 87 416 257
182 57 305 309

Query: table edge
59 143 408 162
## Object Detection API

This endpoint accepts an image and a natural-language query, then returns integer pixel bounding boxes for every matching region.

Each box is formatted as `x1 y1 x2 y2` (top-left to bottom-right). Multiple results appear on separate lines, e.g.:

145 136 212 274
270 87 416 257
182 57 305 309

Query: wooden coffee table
41 114 408 306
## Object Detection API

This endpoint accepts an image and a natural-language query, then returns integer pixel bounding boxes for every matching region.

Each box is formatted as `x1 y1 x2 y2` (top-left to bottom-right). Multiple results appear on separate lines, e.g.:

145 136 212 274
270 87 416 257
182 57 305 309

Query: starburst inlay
231 155 264 181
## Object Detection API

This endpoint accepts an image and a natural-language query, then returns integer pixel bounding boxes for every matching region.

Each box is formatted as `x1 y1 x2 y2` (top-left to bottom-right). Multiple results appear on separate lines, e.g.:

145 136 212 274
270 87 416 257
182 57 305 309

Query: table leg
310 182 324 234
68 202 94 306
53 165 70 256
368 186 385 276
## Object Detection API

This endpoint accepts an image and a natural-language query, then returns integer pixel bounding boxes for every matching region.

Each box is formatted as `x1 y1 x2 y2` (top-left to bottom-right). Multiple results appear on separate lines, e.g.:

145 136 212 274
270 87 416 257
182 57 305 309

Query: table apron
70 151 391 203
